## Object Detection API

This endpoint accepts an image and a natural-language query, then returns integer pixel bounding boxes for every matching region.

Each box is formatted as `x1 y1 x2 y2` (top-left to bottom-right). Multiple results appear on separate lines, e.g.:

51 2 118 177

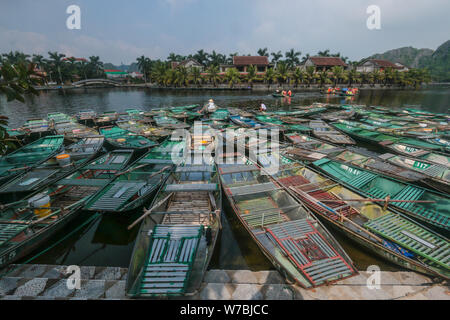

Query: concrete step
1 264 128 281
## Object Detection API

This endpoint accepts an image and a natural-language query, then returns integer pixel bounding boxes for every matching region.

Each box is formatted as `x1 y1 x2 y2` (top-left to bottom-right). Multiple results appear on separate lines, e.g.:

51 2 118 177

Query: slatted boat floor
86 181 147 211
139 224 202 296
364 213 450 269
0 223 29 245
1 169 59 192
266 220 355 286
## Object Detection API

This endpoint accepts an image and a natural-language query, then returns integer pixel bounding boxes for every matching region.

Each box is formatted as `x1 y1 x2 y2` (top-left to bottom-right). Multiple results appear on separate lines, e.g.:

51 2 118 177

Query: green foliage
224 68 241 88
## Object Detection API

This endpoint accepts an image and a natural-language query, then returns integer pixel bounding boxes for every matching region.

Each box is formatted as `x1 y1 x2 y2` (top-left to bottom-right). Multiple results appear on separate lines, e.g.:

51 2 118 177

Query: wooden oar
318 199 435 204
288 186 384 243
127 193 173 230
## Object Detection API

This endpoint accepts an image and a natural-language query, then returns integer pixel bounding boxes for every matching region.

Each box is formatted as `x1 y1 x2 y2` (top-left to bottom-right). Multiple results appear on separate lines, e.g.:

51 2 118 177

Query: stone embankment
0 264 448 300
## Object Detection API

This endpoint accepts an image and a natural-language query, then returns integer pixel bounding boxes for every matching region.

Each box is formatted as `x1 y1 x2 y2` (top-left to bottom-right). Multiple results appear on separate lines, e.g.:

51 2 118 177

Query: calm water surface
1 87 448 272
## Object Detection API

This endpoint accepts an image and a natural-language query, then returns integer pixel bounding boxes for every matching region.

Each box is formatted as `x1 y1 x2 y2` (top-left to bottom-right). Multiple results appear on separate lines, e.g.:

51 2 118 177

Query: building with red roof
356 59 409 73
220 56 270 74
302 56 347 71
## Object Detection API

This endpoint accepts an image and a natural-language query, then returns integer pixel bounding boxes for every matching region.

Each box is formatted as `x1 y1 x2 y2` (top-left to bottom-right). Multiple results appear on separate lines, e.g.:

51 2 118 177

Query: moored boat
84 138 187 213
0 149 133 268
381 153 450 193
126 162 221 297
217 153 357 288
0 135 64 186
312 158 450 234
310 120 355 145
99 126 158 151
0 137 105 200
265 151 450 280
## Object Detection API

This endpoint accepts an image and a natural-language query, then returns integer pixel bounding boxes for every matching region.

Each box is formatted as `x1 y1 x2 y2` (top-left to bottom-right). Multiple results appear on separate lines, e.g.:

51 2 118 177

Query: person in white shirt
260 103 267 112
199 99 218 114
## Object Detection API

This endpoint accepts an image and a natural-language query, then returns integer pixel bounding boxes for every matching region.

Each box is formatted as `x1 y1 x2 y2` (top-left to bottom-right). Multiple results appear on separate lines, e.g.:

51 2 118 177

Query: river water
1 87 449 272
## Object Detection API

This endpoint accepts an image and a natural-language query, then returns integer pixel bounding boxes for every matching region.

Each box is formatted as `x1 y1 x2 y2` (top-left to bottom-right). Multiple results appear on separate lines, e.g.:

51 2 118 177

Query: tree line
0 48 431 89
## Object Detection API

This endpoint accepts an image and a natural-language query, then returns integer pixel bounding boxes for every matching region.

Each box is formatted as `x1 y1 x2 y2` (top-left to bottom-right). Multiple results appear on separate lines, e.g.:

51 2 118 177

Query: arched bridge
72 79 122 87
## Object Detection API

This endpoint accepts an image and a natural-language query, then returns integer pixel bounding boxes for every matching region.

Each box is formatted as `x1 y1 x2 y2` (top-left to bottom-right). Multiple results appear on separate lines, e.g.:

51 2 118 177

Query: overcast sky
0 0 449 65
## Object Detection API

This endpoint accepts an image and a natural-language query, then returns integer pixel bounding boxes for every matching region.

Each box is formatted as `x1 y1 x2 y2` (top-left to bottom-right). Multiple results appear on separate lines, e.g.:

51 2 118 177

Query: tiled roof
233 56 269 66
369 59 403 69
309 57 347 66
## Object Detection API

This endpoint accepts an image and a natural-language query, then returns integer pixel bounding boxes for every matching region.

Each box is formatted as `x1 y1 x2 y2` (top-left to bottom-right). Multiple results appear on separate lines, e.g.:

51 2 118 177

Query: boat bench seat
138 224 203 296
218 164 258 175
347 171 377 189
266 219 355 286
0 222 29 245
164 183 217 192
227 182 279 197
58 178 109 187
364 213 449 268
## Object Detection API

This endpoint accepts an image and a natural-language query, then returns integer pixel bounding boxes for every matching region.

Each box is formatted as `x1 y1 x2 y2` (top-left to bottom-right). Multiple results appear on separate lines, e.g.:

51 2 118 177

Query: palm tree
347 69 360 87
285 49 301 69
270 51 283 67
246 64 258 88
301 53 310 64
224 68 241 88
257 48 269 57
48 51 66 84
317 70 330 88
152 61 169 86
331 66 345 86
305 66 315 87
194 50 209 66
32 54 44 68
206 65 221 87
88 56 103 78
317 49 330 57
137 55 152 83
263 68 276 89
190 67 202 87
208 51 225 67
275 61 289 86
383 67 394 86
175 66 189 87
292 68 305 88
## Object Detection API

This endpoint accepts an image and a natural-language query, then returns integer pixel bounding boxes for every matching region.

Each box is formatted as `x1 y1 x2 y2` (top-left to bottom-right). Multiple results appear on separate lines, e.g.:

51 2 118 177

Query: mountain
365 40 450 82
418 40 450 82
367 46 433 68
103 62 139 72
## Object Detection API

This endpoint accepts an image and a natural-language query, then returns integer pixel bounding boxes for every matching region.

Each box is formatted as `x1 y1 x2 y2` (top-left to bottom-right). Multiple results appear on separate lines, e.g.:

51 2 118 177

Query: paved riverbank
0 264 448 300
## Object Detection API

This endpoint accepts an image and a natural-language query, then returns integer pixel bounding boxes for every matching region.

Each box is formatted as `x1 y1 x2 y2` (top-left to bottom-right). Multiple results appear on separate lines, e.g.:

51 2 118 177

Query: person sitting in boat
287 90 292 97
282 90 287 97
199 99 218 114
260 103 267 112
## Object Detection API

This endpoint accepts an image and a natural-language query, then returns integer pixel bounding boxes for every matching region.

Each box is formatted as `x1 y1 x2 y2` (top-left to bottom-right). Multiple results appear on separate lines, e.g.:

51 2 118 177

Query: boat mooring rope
0 212 101 278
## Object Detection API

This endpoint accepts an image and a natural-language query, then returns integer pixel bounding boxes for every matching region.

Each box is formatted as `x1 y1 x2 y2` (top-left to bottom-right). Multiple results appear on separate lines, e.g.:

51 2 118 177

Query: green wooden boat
332 121 445 152
153 116 189 129
210 108 230 121
0 135 64 185
76 110 97 125
94 111 119 127
312 158 450 233
117 120 171 142
0 137 105 200
262 151 449 280
48 112 99 141
381 153 450 194
99 126 158 151
21 118 52 138
386 143 450 167
0 149 133 268
84 138 187 213
126 163 221 297
284 133 344 157
217 153 357 288
255 115 284 126
310 120 355 145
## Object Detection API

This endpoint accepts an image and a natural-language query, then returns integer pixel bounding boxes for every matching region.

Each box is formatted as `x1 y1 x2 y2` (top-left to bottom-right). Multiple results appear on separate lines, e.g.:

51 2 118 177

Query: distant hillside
418 40 450 82
103 62 139 72
368 46 433 68
365 40 450 82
